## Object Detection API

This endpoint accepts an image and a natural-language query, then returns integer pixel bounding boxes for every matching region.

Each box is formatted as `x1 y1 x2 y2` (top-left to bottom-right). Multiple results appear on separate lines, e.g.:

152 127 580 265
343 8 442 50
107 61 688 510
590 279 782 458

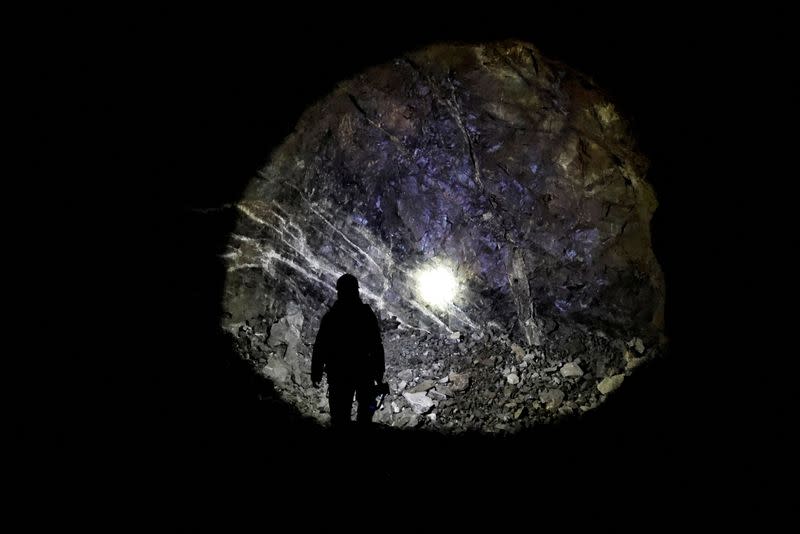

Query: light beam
416 264 458 309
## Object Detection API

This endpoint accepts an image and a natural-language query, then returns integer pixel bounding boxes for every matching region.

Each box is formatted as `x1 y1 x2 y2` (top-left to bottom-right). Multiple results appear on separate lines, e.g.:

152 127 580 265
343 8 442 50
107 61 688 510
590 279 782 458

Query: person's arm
366 306 385 383
311 314 329 386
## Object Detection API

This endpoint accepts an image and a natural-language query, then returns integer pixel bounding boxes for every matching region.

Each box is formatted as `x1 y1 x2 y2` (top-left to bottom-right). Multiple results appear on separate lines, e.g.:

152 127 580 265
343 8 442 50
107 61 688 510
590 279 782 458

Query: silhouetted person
312 274 385 428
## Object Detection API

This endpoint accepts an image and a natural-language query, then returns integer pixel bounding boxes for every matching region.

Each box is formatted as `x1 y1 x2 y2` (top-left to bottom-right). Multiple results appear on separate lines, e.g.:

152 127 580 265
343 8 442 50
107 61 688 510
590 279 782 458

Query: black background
26 5 790 521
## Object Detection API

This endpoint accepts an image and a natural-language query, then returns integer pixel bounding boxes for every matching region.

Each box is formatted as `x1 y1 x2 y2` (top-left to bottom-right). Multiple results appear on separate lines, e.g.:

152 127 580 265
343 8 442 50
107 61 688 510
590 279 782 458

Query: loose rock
597 374 625 395
560 362 584 378
539 388 565 410
448 372 470 392
402 391 435 415
408 379 436 393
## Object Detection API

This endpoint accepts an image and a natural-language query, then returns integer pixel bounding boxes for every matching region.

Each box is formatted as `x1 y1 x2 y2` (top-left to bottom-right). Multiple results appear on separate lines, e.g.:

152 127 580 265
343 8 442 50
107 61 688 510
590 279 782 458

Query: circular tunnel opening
220 40 667 434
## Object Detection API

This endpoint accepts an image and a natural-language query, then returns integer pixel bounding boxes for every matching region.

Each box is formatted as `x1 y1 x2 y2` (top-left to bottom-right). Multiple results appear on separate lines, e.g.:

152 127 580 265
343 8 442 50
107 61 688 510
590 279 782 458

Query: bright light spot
416 264 458 308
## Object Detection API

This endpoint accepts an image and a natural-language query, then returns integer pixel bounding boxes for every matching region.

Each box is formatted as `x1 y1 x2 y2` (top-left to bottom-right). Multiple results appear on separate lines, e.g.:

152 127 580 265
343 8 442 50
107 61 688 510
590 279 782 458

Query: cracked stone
448 372 470 392
511 343 526 362
539 388 565 410
402 391 435 414
597 374 626 395
397 369 414 382
624 349 645 371
408 379 437 393
560 362 584 378
435 384 453 397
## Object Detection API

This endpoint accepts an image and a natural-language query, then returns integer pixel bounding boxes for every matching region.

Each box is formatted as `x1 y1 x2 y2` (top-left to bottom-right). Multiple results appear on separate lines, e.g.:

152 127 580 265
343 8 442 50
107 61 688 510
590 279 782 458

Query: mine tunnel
220 41 667 435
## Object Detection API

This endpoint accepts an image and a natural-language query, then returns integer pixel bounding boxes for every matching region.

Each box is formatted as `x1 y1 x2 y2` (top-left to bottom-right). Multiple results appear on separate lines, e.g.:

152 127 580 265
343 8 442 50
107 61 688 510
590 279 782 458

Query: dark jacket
311 299 385 385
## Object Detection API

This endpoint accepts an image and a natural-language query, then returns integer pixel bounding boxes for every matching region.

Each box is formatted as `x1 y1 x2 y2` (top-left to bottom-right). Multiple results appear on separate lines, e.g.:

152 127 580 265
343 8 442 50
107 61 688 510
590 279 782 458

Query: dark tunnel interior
35 8 785 514
161 27 697 491
221 38 669 435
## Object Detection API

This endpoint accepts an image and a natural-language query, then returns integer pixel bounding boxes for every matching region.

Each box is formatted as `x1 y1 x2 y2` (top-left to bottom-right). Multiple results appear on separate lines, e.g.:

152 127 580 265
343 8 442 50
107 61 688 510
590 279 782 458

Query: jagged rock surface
221 41 666 433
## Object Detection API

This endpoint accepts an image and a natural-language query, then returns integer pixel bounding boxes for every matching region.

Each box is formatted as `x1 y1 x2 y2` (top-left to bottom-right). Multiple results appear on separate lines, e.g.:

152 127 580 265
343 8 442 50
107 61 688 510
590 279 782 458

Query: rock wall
220 41 666 432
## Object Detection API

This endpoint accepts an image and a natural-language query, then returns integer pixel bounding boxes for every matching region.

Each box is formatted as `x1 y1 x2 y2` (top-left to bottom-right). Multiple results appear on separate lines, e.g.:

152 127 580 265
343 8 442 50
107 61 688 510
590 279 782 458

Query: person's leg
355 381 376 426
328 381 356 428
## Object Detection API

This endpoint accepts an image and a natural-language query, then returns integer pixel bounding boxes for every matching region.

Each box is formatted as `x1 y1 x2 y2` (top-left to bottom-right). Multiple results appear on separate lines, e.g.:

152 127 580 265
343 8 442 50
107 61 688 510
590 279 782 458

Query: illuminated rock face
221 41 665 432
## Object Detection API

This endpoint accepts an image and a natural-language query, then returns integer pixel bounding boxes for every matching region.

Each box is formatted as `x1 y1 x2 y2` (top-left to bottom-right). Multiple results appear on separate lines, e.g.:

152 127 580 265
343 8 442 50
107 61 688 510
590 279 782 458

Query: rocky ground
230 308 664 434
